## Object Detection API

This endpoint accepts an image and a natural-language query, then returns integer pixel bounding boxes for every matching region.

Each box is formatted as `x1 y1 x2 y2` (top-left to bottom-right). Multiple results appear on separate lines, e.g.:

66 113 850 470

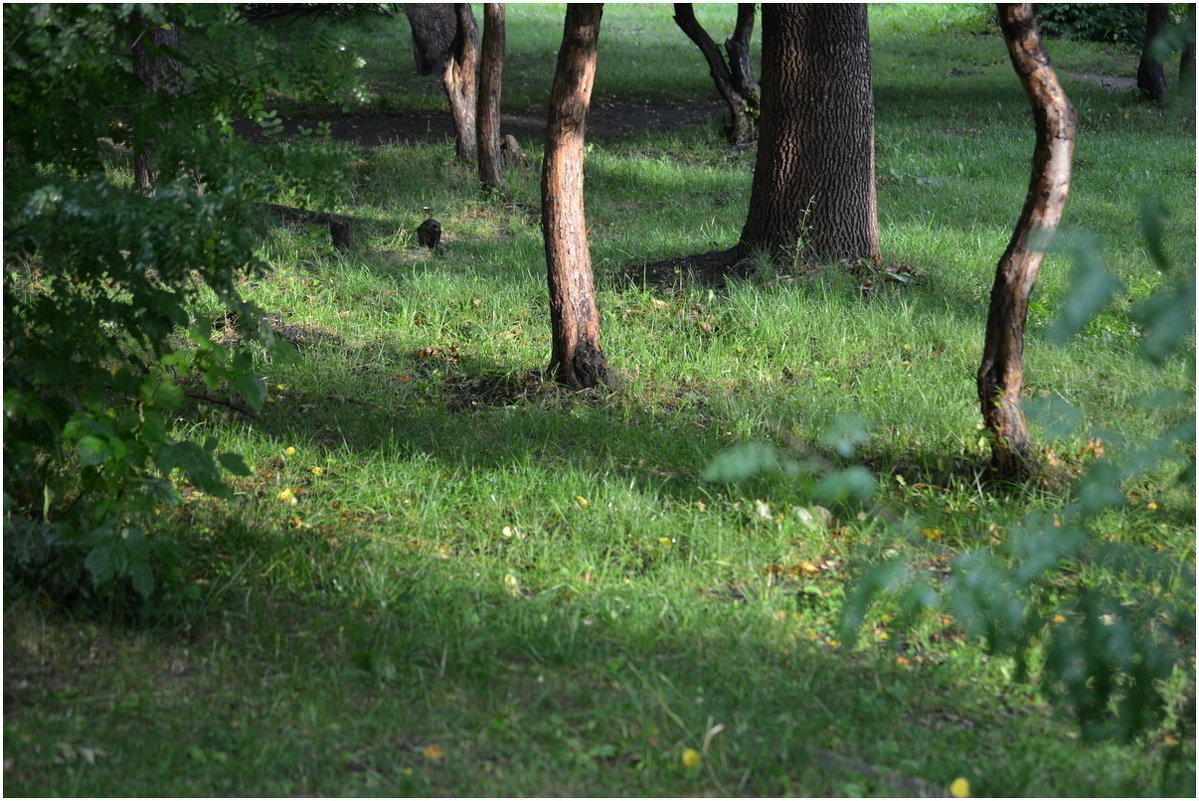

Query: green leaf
701 442 797 482
1047 231 1124 346
813 467 876 505
218 452 251 476
76 435 110 466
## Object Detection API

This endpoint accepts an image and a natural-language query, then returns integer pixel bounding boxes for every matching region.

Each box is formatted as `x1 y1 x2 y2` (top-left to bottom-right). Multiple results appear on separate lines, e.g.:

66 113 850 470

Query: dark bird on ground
417 217 442 249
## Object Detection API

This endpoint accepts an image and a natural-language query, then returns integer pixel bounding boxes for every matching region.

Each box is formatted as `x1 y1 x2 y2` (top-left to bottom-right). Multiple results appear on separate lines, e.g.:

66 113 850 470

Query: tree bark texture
477 3 506 191
542 4 610 390
1137 4 1170 102
978 3 1076 478
404 4 478 162
726 4 760 114
131 18 184 191
737 4 879 266
446 4 479 162
673 4 755 143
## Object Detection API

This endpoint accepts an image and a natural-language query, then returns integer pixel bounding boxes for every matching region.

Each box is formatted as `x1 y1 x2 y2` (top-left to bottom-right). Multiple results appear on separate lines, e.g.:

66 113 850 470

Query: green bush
3 4 362 608
1036 4 1148 48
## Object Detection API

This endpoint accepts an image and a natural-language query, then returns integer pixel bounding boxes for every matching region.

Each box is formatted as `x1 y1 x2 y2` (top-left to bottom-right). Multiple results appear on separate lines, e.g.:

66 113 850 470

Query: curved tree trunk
1137 4 1170 103
543 4 610 390
673 3 754 143
477 3 505 191
978 3 1076 479
736 3 879 266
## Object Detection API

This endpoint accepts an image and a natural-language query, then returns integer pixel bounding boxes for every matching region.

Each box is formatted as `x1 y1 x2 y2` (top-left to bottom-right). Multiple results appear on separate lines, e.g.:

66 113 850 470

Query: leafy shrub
3 4 363 608
1036 4 1149 48
705 202 1194 744
839 202 1194 744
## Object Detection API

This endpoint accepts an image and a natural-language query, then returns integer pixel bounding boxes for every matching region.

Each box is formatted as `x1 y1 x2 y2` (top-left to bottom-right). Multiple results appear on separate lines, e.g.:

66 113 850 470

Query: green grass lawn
4 4 1195 796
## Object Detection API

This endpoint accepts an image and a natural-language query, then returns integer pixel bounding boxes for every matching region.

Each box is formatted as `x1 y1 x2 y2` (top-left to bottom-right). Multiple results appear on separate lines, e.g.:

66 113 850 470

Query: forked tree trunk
978 3 1076 478
542 4 610 390
445 3 479 162
1137 4 1170 103
673 3 756 143
726 4 760 113
131 17 184 191
477 3 506 191
737 3 879 265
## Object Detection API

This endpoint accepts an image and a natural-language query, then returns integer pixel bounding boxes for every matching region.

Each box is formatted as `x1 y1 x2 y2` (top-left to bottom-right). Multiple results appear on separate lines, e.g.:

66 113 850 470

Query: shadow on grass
8 496 1183 796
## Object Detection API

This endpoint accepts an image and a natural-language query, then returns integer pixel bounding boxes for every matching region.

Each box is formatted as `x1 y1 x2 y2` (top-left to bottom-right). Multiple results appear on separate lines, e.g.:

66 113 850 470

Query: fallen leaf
422 744 445 760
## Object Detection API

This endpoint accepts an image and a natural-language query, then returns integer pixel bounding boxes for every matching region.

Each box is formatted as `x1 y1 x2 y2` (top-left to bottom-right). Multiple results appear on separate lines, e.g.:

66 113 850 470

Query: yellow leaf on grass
277 488 297 504
950 777 970 797
423 744 444 760
681 748 701 767
575 495 589 508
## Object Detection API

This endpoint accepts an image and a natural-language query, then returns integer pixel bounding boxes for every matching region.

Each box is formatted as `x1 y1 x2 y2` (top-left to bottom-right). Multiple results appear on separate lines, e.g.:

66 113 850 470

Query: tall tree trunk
673 4 755 143
1137 4 1170 103
445 3 479 162
477 3 506 191
543 4 610 390
736 3 879 266
726 4 760 116
978 3 1076 479
131 17 183 191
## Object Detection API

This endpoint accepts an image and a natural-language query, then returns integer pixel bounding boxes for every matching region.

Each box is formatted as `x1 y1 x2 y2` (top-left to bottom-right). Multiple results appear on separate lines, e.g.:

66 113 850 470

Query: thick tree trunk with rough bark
978 3 1076 479
737 4 879 265
673 3 757 143
542 4 610 390
1137 4 1170 103
131 18 184 191
477 3 506 191
640 3 878 282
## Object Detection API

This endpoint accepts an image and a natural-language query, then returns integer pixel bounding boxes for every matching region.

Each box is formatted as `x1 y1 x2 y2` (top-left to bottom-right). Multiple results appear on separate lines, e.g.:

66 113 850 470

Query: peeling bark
445 3 479 162
542 4 610 390
978 3 1076 478
477 3 506 191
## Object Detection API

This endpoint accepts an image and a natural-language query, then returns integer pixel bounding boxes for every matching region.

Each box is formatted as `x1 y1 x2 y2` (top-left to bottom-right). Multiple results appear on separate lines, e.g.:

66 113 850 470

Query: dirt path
235 98 723 149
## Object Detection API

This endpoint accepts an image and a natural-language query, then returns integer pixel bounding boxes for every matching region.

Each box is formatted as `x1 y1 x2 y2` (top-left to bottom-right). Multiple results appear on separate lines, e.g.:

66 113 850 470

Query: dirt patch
235 98 724 149
1064 71 1137 92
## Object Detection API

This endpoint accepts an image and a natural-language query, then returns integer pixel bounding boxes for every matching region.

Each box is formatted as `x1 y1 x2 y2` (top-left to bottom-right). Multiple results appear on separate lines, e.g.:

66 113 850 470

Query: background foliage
3 4 361 604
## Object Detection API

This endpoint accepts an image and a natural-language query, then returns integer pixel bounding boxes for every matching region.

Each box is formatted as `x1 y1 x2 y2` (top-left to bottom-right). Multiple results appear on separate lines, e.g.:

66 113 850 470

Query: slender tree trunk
1137 4 1170 103
737 3 879 265
445 3 479 162
542 4 610 390
978 3 1076 478
726 4 760 115
477 3 506 191
131 17 183 191
673 4 754 143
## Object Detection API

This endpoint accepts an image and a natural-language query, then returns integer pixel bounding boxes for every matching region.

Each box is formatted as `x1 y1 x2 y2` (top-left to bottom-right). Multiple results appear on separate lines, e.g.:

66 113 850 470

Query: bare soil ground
235 98 724 149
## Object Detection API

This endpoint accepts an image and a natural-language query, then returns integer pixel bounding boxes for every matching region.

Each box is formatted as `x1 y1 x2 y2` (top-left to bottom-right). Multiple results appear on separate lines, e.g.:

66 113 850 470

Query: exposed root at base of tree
624 246 749 288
